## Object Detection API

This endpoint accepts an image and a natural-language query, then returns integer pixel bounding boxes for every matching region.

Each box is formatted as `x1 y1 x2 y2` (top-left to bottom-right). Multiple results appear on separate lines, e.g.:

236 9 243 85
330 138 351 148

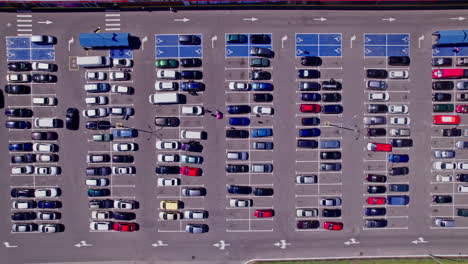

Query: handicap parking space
225 33 272 58
364 33 410 57
155 34 203 59
6 36 55 61
110 48 133 59
295 33 342 57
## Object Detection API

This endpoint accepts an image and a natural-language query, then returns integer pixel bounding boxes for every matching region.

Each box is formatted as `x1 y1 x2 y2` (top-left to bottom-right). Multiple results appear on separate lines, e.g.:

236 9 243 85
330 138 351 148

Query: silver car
456 141 468 149
363 116 386 125
320 197 342 206
434 218 455 227
182 187 206 197
367 80 387 90
296 175 317 184
433 150 455 159
227 152 249 160
389 128 411 137
456 81 468 90
296 208 319 217
251 164 273 173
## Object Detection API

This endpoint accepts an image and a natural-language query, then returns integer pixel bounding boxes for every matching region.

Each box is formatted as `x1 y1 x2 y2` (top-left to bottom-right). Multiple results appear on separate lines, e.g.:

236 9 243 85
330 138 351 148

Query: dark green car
250 58 270 67
457 208 468 217
226 34 247 44
433 104 454 112
155 59 178 68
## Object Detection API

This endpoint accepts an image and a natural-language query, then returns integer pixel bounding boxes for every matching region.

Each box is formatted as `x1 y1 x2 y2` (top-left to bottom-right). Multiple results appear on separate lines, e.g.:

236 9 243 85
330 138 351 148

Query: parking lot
4 9 468 264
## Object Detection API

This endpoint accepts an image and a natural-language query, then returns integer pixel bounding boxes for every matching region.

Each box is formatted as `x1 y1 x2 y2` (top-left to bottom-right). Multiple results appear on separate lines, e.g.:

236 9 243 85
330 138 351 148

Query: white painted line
17 19 32 22
226 218 274 221
106 24 121 27
17 24 32 27
106 28 121 31
17 34 32 36
105 19 121 22
105 14 121 17
17 29 32 32
226 229 273 232
16 15 32 17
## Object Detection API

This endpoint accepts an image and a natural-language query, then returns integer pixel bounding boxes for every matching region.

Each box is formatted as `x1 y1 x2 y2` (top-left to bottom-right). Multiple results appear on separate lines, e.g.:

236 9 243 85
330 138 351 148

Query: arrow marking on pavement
350 35 356 48
213 240 230 250
141 36 148 50
344 238 360 245
3 242 18 248
174 18 190 22
411 237 428 245
281 35 288 48
243 17 258 22
382 17 396 22
211 35 217 49
151 240 168 247
274 240 291 249
74 241 92 248
418 34 424 49
68 37 74 52
313 17 327 22
450 17 466 21
38 20 52 25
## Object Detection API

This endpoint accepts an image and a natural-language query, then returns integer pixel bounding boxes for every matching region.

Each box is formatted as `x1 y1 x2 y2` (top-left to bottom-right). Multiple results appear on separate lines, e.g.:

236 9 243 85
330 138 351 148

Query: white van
148 93 180 105
458 185 468 192
180 130 205 140
76 56 111 68
34 118 59 128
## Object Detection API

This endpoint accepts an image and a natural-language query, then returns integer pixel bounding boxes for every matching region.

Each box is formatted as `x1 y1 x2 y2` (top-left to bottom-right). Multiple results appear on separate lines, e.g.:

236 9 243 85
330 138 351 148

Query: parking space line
226 229 273 232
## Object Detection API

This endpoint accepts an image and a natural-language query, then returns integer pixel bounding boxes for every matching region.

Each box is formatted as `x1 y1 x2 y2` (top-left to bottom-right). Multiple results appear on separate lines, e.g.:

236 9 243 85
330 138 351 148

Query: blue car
88 189 111 197
302 117 320 126
252 82 273 91
229 117 250 126
38 200 61 209
299 128 321 137
6 120 31 129
387 196 409 205
320 140 340 149
227 105 251 114
181 82 204 91
9 143 33 151
301 93 321 102
251 128 273 138
388 154 409 163
112 129 138 138
322 105 343 114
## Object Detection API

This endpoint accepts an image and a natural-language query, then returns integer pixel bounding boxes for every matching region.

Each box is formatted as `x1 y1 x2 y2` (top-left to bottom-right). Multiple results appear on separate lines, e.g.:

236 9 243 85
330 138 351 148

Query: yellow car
160 200 180 210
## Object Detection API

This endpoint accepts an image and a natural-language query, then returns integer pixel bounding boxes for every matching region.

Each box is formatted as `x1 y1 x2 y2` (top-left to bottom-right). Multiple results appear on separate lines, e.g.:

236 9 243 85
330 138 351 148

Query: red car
180 166 202 176
113 222 137 232
367 197 386 205
433 115 460 125
456 105 468 113
432 69 465 79
366 142 392 152
254 209 274 218
300 104 321 113
323 221 343 231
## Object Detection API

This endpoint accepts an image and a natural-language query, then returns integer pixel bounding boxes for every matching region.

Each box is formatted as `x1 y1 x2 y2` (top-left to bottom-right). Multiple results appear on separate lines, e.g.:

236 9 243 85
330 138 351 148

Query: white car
184 210 208 219
82 108 109 118
89 221 112 231
31 35 55 44
155 81 178 91
91 211 112 219
7 73 31 83
181 105 204 116
296 208 319 217
159 211 182 220
109 107 135 116
35 166 60 175
368 92 389 101
111 85 132 94
157 154 179 162
229 198 253 207
114 200 136 209
389 70 409 79
389 128 411 137
85 96 108 105
34 188 59 197
112 143 136 152
36 154 57 163
433 150 455 159
112 166 136 175
436 175 453 182
38 212 59 220
157 178 180 186
458 162 468 170
33 143 56 152
156 70 178 79
39 224 62 233
85 72 106 80
86 154 108 163
11 166 33 175
433 161 457 170
253 106 273 115
156 141 180 150
32 97 57 106
389 105 408 114
32 62 55 72
390 117 411 125
12 201 34 209
229 82 250 91
296 175 317 184
86 178 110 187
113 58 133 68
110 72 129 81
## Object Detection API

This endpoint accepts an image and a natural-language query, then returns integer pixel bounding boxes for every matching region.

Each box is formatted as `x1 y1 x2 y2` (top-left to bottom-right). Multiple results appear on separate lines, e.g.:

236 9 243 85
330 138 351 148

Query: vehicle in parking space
320 151 341 160
322 93 342 102
433 81 454 90
226 164 249 173
251 128 273 137
253 106 273 115
84 83 110 93
298 81 321 91
433 195 452 204
388 56 410 66
230 198 253 207
300 104 321 113
89 199 114 209
363 116 386 125
31 131 57 140
457 57 468 66
296 175 318 184
11 212 37 221
155 59 178 68
11 188 34 198
387 196 410 205
434 150 455 159
181 70 203 80
32 96 57 106
6 73 31 83
157 154 179 163
324 221 343 231
155 166 179 175
92 134 113 142
227 152 248 160
365 208 386 216
302 117 320 126
31 35 55 44
41 224 65 233
227 185 252 194
185 224 209 234
367 69 388 79
458 209 468 217
86 154 110 163
297 139 318 149
389 167 409 176
114 200 137 210
322 209 341 217
3 84 29 95
389 105 409 114
255 209 274 218
250 58 270 67
113 166 136 175
389 184 409 192
434 115 460 125
253 141 273 150
458 93 468 101
458 162 468 171
366 174 387 182
434 218 455 227
11 154 35 164
433 104 454 112
456 105 468 113
88 189 111 197
159 211 182 220
367 128 386 137
109 107 134 117
112 143 137 152
38 200 61 209
367 185 386 194
367 197 386 205
297 220 320 229
389 70 409 79
253 93 273 102
301 56 322 66
179 35 200 45
391 139 413 147
250 34 271 44
181 166 202 176
321 198 342 206
160 200 181 210
368 92 389 101
32 143 57 152
253 187 274 196
180 58 202 67
252 82 273 91
457 81 468 90
390 117 411 125
432 68 465 79
112 128 138 139
8 61 31 71
229 81 250 91
85 96 108 105
154 117 180 127
181 82 204 92
322 105 343 114
296 208 319 217
154 81 178 91
367 80 387 90
388 154 409 163
9 142 33 152
12 223 38 233
85 72 106 80
12 200 36 209
226 129 249 138
320 140 340 149
6 120 31 129
157 177 181 186
456 141 468 149
389 128 411 137
114 212 135 221
298 69 320 79
229 117 250 126
109 85 133 95
156 70 180 80
457 174 468 182
5 108 33 118
250 70 271 80
367 142 392 152
251 164 273 173
301 93 321 102
91 211 112 220
155 140 180 150
249 47 274 58
365 219 388 228
181 105 204 116
442 128 461 137
90 221 112 231
35 166 60 176
83 108 109 118
112 155 134 163
86 167 111 176
299 128 321 137
433 93 452 102
432 57 452 66
226 34 248 43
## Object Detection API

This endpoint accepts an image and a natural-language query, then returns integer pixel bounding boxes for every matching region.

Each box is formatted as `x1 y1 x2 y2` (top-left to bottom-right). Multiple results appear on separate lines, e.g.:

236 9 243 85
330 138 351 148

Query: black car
227 105 251 114
11 154 35 164
86 120 112 130
365 207 386 216
180 58 202 67
442 128 462 137
367 104 388 113
297 139 318 149
11 212 36 221
155 166 180 174
250 34 271 44
322 93 342 102
250 71 271 80
253 188 274 196
322 105 343 114
5 108 33 117
389 167 409 176
8 62 31 71
367 128 386 137
322 209 341 217
433 81 454 90
365 219 388 228
298 69 320 79
302 117 320 126
226 129 249 138
113 212 136 220
38 200 62 209
301 93 321 101
6 120 31 129
457 174 468 182
433 93 452 102
298 82 321 91
366 174 387 182
90 199 114 209
5 85 30 94
366 69 388 79
297 220 320 229
391 139 413 147
179 35 200 45
181 142 203 152
321 79 342 90
86 167 111 176
227 185 252 194
432 57 452 66
389 184 409 192
320 151 341 160
253 93 273 102
31 131 58 140
301 56 322 66
388 56 410 66
154 117 180 127
112 155 134 163
368 185 386 194
11 188 34 198
32 74 55 83
181 70 203 80
433 195 452 204
66 108 79 130
226 164 249 173
458 209 468 217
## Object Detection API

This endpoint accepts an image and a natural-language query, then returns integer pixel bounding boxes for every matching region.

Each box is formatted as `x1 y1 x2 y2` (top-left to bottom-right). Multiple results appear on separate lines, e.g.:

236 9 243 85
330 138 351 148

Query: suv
227 185 252 194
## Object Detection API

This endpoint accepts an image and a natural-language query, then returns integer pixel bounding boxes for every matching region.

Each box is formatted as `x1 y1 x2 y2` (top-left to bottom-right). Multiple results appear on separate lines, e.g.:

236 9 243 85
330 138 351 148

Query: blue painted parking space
225 33 273 58
364 33 410 57
432 46 468 57
295 33 342 57
110 48 133 59
6 36 55 61
155 34 203 59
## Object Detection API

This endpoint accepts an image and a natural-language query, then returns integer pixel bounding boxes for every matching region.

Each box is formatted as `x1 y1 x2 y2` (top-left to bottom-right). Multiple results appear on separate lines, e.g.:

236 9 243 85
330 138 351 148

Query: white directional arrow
411 237 428 245
151 240 168 247
213 240 230 250
211 35 217 49
350 35 356 48
281 35 288 48
243 17 258 22
382 17 396 22
68 36 74 52
274 240 291 249
450 17 466 21
38 20 53 25
314 17 327 22
141 36 148 50
74 241 92 248
418 34 425 49
3 242 18 248
296 37 303 43
344 238 360 245
174 18 190 22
